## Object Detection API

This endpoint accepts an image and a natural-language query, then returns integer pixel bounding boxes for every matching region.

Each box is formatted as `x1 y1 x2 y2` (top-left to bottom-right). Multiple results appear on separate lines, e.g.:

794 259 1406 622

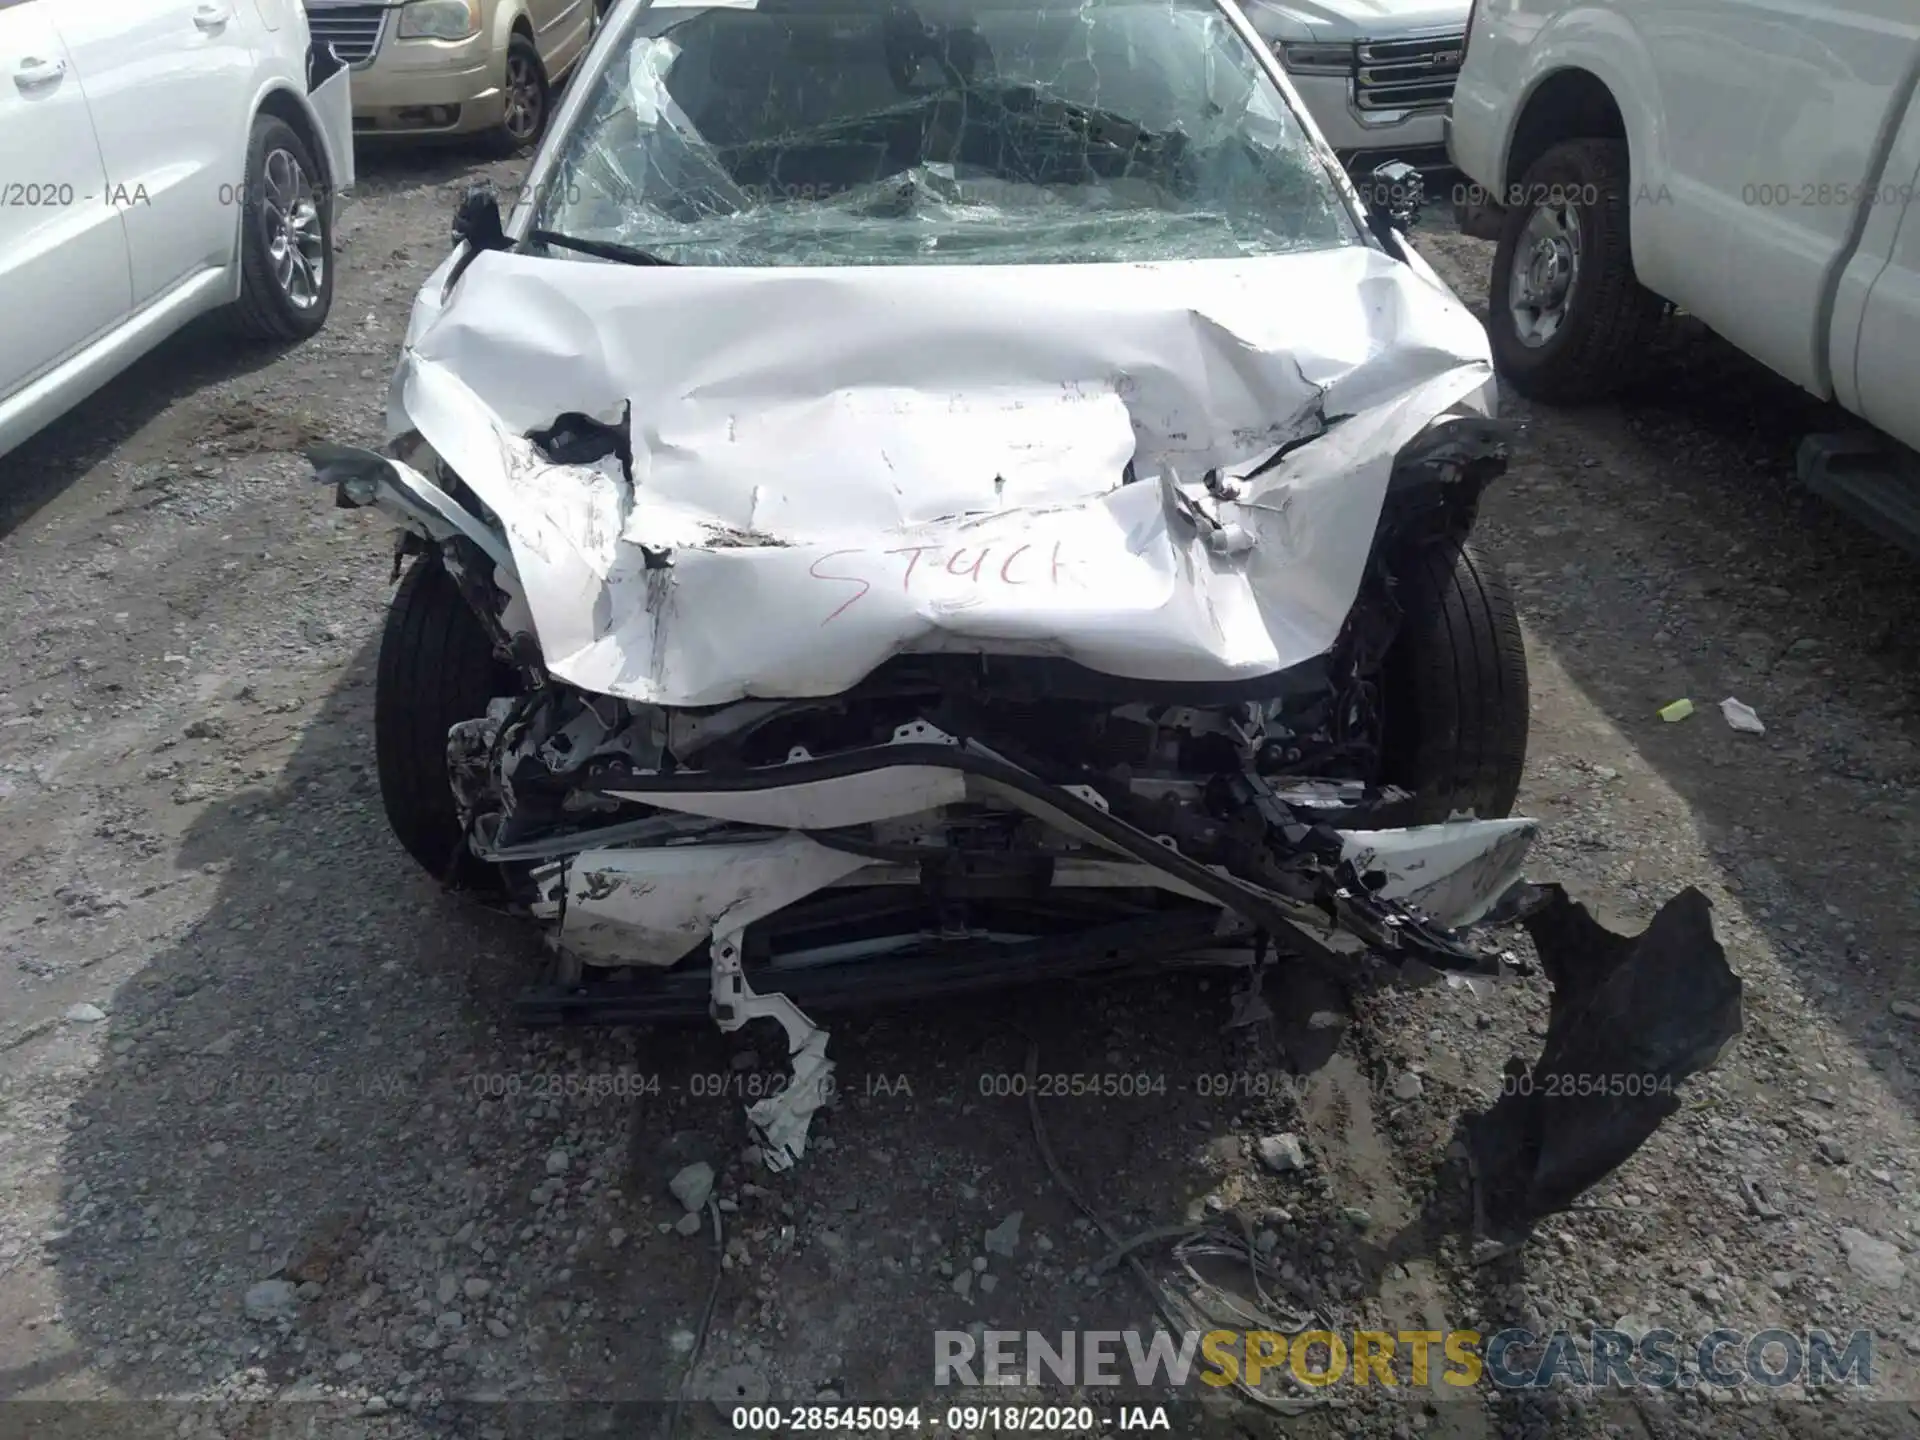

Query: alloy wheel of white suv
233 114 334 341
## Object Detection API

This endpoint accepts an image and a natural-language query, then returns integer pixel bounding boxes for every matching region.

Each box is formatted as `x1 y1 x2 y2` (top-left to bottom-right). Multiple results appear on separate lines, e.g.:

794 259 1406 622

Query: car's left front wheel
232 114 333 341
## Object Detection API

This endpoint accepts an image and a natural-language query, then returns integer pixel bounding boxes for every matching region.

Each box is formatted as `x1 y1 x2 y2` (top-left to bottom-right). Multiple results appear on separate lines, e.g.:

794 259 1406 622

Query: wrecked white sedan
312 0 1739 1225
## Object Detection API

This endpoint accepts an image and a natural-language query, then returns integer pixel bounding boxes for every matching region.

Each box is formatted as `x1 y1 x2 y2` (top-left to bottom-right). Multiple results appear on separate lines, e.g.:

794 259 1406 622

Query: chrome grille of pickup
1354 33 1465 112
305 4 389 68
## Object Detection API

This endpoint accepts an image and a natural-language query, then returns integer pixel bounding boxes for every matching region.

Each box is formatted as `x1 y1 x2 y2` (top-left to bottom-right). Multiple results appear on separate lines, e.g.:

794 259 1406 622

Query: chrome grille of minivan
305 4 389 68
1354 33 1465 112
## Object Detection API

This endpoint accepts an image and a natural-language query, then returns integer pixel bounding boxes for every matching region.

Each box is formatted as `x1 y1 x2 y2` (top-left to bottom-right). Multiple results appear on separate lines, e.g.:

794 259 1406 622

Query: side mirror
452 183 508 251
1367 160 1423 231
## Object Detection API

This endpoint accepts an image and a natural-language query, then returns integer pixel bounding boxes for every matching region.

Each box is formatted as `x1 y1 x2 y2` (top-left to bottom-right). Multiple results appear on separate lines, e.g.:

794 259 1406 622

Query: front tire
1380 538 1530 823
375 554 516 889
232 115 333 341
1486 139 1665 403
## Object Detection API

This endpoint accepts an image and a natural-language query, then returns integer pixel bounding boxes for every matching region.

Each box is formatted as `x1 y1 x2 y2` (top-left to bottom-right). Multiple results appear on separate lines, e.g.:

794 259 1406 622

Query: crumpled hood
391 245 1492 709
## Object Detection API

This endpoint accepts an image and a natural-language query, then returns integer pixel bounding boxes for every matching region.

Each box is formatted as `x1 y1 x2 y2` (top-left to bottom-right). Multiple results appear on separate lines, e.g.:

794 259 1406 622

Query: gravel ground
2 149 1920 1440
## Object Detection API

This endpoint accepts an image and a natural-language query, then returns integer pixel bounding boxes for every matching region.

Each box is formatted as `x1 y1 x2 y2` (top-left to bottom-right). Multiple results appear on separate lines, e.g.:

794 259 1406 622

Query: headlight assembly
1277 41 1355 75
397 0 480 41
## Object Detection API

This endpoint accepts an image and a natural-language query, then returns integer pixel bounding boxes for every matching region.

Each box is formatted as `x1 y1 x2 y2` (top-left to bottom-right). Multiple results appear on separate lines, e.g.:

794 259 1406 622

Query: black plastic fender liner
1465 883 1744 1236
578 742 1498 976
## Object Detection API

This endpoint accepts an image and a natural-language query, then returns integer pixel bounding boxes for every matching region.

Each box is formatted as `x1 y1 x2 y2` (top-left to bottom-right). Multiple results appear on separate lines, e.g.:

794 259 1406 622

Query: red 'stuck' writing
809 540 1077 624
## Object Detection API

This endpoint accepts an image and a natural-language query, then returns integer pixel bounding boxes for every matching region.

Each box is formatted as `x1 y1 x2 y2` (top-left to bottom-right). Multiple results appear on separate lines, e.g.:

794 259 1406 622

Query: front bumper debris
507 724 1739 1198
707 930 836 1171
564 725 1536 980
1468 884 1743 1237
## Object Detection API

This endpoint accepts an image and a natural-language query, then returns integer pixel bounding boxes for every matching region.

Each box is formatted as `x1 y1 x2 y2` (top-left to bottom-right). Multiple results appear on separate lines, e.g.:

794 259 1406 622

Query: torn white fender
1335 818 1538 929
309 442 516 579
558 833 873 967
387 245 1495 709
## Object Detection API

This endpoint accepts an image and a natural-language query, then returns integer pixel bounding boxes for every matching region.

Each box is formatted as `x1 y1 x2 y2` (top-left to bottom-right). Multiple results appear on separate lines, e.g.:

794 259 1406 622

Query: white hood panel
394 246 1492 709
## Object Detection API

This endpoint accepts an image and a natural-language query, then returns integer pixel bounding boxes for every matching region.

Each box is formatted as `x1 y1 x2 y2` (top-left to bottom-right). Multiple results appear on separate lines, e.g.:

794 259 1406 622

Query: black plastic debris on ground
1468 883 1743 1239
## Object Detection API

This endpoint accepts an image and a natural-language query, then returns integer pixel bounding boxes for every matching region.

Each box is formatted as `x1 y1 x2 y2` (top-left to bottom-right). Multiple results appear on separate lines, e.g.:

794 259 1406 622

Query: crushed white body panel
554 788 1538 969
389 246 1492 709
559 834 872 967
1337 818 1537 928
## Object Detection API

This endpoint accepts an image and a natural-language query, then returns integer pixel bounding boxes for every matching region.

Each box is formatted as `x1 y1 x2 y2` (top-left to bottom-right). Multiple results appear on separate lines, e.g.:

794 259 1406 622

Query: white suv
0 0 354 461
1242 0 1471 171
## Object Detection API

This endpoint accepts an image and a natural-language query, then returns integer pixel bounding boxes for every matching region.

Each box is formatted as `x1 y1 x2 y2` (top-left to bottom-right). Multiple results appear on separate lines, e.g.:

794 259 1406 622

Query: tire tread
232 116 332 343
1388 538 1530 823
1489 138 1666 403
484 34 549 158
375 556 511 887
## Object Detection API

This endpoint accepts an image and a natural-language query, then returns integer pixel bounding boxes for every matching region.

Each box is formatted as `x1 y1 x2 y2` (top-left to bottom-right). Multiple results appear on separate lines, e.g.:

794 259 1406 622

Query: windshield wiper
526 228 678 267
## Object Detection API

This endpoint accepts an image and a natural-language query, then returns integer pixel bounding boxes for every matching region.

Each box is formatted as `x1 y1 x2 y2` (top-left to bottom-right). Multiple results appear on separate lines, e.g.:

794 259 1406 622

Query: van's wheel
231 114 333 341
1486 139 1666 402
1380 538 1529 824
487 33 549 156
375 553 517 890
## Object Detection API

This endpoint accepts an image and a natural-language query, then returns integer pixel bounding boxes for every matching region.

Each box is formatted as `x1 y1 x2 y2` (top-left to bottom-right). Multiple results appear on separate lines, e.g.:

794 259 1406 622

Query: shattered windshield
526 0 1358 265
